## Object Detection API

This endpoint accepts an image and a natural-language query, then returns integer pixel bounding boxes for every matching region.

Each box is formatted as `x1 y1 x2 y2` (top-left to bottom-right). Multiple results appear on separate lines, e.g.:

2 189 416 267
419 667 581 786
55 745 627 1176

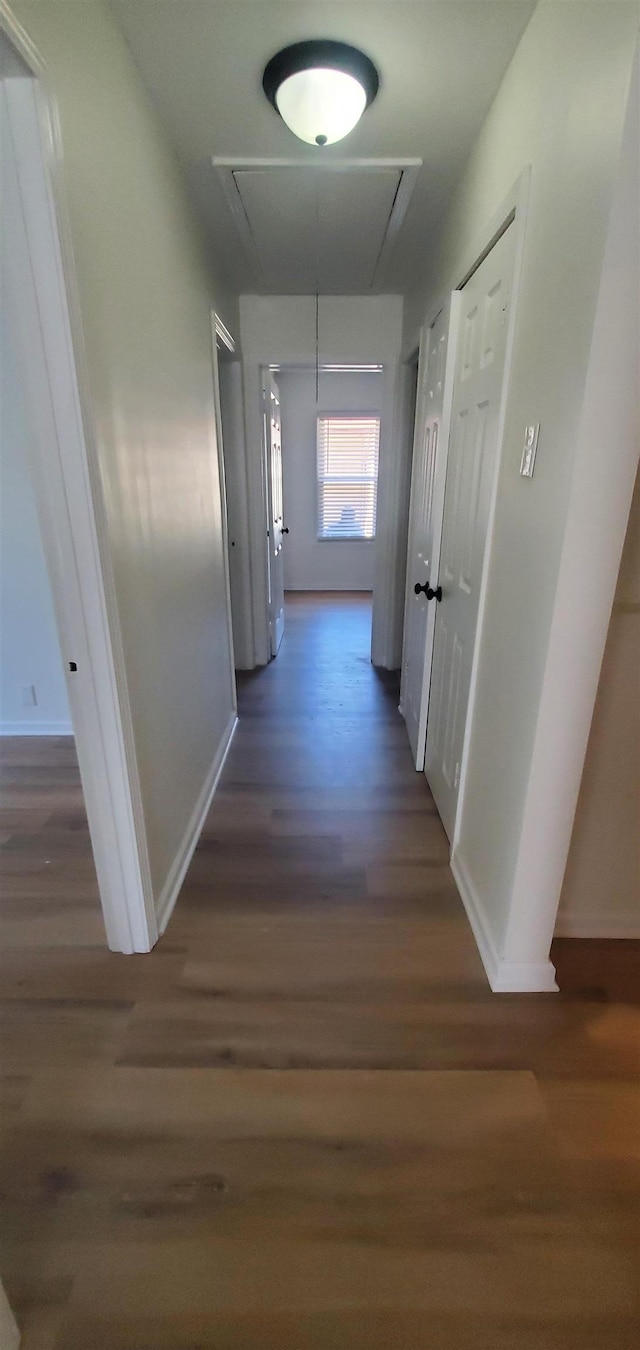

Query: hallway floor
1 593 638 1348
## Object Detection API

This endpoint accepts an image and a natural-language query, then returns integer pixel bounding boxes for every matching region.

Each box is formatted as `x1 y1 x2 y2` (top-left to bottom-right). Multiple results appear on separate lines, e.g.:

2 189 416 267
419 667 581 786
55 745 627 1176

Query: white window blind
316 415 380 540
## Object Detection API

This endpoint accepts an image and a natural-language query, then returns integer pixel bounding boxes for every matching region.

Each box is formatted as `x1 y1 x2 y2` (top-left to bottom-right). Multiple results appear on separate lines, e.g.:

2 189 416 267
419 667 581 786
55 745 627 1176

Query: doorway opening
262 363 385 666
1 28 156 952
0 244 104 947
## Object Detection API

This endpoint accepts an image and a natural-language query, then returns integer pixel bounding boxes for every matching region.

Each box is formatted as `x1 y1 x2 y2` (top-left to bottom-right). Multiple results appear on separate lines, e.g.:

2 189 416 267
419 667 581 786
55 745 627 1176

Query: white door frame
1 8 157 952
240 355 402 668
216 356 255 670
400 338 427 719
262 369 286 656
407 170 531 843
241 359 273 666
210 312 238 708
400 294 461 769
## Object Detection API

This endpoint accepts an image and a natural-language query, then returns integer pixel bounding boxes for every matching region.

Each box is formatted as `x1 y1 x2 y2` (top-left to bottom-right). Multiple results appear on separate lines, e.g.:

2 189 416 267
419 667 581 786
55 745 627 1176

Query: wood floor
1 593 638 1348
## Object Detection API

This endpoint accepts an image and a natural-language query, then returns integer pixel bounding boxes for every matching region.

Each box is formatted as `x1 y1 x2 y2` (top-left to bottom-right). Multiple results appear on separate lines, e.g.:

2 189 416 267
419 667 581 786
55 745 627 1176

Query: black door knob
281 526 289 534
414 581 442 602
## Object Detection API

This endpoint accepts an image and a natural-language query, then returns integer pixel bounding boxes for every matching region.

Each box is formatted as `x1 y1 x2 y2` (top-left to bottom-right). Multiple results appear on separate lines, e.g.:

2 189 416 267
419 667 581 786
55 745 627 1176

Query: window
316 414 380 540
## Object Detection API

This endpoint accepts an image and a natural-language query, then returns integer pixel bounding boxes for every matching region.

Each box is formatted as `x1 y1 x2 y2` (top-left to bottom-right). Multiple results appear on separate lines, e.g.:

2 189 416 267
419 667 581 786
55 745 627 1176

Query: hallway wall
403 1 639 986
0 286 71 735
278 368 383 592
10 0 238 905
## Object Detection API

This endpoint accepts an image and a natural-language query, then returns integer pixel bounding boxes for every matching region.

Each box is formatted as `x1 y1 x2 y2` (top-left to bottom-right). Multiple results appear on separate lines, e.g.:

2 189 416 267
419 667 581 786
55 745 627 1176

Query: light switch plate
520 423 540 478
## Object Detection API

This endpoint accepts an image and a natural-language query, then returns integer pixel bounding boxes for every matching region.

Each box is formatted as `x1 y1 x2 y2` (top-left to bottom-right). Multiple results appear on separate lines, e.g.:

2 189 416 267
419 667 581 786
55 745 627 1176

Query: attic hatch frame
213 157 422 292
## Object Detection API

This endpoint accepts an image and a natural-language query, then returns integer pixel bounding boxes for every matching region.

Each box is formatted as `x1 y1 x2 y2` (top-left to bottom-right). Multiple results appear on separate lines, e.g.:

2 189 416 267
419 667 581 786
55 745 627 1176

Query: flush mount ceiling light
262 40 379 147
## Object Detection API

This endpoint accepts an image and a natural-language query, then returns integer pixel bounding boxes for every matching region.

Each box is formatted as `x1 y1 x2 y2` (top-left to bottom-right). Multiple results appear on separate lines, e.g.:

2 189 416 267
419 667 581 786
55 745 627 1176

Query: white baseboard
156 713 238 934
555 911 640 939
490 960 559 992
451 850 559 993
0 720 74 736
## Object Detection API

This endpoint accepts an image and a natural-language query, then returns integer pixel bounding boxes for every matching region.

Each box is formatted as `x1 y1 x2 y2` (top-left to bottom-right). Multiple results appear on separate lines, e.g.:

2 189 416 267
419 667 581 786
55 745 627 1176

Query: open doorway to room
0 252 104 950
265 363 384 661
0 28 156 954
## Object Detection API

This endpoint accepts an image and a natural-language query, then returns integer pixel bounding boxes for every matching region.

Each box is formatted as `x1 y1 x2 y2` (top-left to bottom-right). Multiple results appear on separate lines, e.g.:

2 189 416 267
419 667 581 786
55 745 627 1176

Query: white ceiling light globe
263 42 379 148
275 67 368 146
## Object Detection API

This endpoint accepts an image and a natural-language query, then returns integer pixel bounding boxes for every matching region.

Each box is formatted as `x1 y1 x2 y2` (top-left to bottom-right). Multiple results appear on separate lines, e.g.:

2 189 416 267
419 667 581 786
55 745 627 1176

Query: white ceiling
110 1 536 296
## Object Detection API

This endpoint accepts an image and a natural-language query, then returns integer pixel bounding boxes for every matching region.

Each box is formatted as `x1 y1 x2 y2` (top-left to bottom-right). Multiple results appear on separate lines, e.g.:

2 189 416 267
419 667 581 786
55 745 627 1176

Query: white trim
242 362 272 666
0 721 74 736
0 0 40 74
401 294 461 766
156 713 238 934
218 359 255 669
1 11 156 953
370 360 403 668
555 912 640 940
421 170 530 339
242 356 403 670
399 336 426 724
213 158 421 291
491 961 559 994
451 850 558 993
239 296 404 670
210 315 238 711
214 312 236 354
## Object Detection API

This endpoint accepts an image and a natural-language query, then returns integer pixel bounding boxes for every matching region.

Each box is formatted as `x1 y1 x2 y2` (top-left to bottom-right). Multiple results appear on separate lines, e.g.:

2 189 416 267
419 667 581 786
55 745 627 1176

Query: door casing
400 293 460 769
240 349 403 669
262 368 286 656
1 14 158 952
210 313 238 707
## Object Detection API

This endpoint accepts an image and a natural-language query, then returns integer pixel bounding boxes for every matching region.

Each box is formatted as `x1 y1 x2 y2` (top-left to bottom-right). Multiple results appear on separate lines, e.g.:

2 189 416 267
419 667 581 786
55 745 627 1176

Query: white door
401 296 459 767
263 370 285 656
425 222 516 838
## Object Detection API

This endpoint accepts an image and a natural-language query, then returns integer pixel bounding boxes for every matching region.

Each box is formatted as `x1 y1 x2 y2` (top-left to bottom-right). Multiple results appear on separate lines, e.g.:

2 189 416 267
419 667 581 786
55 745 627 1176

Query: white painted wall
0 291 71 734
556 471 640 938
278 368 383 591
402 1 639 988
239 295 404 665
11 0 237 905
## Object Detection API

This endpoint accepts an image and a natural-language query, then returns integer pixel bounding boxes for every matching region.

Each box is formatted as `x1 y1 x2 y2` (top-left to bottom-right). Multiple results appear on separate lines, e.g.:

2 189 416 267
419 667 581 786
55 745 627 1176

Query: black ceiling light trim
263 39 380 114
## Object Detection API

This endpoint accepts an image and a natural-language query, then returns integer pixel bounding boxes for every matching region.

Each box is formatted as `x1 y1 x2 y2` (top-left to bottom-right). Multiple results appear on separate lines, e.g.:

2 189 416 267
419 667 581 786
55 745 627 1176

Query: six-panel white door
263 370 285 656
401 296 458 767
425 222 516 838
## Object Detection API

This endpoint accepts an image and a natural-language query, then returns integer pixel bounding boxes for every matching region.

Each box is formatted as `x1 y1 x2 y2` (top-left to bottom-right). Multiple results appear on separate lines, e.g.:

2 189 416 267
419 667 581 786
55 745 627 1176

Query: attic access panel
213 158 421 293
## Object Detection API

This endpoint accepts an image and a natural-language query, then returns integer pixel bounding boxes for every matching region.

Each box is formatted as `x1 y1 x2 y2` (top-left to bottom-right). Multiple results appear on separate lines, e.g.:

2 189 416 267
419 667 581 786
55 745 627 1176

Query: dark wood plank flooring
1 593 638 1348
